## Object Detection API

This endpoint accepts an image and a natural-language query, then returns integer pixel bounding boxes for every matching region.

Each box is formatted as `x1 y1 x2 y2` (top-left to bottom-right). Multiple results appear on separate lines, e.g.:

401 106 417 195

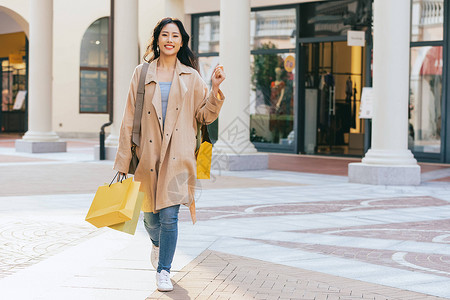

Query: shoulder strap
132 62 150 146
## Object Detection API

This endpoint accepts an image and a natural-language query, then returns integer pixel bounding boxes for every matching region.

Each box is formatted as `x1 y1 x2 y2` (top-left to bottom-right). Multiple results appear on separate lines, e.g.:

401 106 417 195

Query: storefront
191 0 450 163
409 0 448 163
0 15 28 133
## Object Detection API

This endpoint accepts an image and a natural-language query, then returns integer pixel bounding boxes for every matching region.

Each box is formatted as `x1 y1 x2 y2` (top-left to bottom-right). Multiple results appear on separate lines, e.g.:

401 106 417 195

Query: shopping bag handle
109 171 127 187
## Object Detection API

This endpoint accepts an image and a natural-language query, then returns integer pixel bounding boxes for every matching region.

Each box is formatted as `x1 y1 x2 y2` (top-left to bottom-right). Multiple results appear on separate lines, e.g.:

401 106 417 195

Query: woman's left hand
211 65 226 94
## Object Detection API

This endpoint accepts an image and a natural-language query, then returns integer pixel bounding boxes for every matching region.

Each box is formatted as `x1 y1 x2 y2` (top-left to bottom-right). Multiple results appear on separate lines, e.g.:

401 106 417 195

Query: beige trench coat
113 58 225 223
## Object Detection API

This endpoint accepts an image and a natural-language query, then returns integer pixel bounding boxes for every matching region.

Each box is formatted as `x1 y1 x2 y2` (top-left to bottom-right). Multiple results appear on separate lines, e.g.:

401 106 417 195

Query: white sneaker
151 244 159 270
156 270 173 292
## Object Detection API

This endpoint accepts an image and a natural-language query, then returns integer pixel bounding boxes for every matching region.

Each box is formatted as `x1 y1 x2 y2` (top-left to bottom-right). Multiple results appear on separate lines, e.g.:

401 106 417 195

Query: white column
214 0 257 156
348 0 420 185
16 0 66 153
105 0 139 148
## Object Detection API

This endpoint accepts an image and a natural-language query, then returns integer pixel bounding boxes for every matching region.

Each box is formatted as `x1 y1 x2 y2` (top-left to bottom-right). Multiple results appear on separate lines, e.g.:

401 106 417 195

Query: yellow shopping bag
195 123 212 179
85 174 141 228
108 192 144 235
196 141 212 179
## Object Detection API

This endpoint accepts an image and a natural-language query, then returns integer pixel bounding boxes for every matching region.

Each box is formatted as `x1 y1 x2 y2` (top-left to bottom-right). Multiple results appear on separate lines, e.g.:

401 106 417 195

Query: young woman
113 17 225 292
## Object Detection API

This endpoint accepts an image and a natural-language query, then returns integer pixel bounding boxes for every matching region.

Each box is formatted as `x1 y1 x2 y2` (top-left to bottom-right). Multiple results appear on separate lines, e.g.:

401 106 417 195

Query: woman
113 17 225 292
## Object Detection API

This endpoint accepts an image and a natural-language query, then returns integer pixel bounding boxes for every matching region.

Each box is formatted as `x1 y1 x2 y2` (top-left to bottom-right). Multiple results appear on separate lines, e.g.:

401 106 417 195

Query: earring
156 45 159 53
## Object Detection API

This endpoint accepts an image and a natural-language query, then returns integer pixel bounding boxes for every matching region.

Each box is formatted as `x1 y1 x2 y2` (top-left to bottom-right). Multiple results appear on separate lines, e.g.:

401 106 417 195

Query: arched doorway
0 6 29 133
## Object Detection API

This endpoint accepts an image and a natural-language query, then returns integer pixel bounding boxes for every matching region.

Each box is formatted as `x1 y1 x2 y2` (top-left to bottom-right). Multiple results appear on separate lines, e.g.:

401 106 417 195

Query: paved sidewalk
149 250 445 300
0 136 449 299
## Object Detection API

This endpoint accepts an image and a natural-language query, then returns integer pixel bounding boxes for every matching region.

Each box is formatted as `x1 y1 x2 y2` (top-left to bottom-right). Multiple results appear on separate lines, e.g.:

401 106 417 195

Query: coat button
148 111 151 114
150 169 154 172
176 107 178 110
149 140 152 143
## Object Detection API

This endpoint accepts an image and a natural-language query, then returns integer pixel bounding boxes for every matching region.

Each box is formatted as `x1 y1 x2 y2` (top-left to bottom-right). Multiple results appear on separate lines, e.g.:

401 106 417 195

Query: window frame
409 0 448 162
79 17 110 114
191 5 299 153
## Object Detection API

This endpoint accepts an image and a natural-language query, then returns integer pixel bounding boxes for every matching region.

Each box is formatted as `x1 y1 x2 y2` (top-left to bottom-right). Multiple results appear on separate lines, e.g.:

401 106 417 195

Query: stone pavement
149 250 444 300
0 135 449 300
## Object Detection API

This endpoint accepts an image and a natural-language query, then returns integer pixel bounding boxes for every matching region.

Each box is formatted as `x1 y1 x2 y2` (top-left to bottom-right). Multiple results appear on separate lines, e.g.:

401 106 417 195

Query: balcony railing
415 0 444 26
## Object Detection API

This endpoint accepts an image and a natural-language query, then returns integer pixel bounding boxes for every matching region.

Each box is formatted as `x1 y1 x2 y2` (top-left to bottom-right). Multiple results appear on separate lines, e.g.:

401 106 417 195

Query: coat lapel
145 60 163 136
160 59 191 159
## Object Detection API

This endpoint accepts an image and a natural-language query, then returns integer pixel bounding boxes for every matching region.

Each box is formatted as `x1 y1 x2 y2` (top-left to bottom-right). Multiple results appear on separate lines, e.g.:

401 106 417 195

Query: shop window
409 46 443 153
1 58 27 132
251 8 296 50
409 0 444 156
79 17 109 113
193 7 298 149
250 52 295 146
198 56 220 141
411 0 444 42
299 0 372 38
197 15 220 54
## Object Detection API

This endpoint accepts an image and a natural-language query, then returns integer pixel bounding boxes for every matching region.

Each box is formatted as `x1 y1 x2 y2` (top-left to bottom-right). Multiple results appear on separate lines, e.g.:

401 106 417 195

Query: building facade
0 0 449 165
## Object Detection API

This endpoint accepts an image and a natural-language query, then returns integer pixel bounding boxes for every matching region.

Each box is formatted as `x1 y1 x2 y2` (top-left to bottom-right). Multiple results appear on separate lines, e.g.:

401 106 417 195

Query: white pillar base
213 139 258 155
105 134 119 147
93 145 118 161
22 131 60 142
15 140 67 153
16 131 66 153
362 149 418 165
348 163 421 185
211 152 268 171
211 139 266 171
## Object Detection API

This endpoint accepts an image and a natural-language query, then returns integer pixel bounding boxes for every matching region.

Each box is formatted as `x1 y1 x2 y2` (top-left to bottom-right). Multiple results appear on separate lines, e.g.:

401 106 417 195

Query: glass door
301 41 366 156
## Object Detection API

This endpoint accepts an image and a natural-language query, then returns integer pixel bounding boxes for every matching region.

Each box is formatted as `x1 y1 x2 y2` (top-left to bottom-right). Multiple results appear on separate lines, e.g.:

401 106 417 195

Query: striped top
159 81 172 126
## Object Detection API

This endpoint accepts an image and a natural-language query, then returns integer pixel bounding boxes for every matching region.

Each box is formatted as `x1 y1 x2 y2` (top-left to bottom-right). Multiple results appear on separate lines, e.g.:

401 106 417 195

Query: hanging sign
347 30 365 47
359 87 373 119
284 55 295 72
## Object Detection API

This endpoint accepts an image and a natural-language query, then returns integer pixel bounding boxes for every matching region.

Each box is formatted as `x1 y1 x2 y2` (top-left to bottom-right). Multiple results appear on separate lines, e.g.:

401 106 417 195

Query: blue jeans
143 205 180 273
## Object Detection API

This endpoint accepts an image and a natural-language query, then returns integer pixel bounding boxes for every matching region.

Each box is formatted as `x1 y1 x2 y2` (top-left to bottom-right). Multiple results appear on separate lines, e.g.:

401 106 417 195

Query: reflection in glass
250 51 295 145
80 70 107 113
198 56 220 141
411 0 444 42
80 18 109 68
299 0 372 38
80 17 109 113
2 60 26 112
409 46 442 153
199 56 220 88
197 16 220 53
251 9 296 50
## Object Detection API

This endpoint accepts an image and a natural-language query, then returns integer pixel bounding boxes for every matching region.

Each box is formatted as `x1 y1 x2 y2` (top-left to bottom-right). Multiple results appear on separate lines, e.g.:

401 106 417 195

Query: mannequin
270 67 286 113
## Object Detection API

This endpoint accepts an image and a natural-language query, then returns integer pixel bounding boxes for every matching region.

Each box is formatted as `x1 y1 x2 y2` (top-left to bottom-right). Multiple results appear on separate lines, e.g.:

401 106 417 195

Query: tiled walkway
149 250 445 300
0 137 449 299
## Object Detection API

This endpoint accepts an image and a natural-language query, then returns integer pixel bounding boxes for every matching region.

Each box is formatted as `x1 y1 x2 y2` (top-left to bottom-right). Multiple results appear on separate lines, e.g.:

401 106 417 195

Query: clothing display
319 72 334 129
352 83 357 129
342 77 353 132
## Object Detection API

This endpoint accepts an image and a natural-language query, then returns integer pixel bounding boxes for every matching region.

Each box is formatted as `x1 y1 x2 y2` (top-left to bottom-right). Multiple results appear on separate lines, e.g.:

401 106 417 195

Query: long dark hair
143 17 198 71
